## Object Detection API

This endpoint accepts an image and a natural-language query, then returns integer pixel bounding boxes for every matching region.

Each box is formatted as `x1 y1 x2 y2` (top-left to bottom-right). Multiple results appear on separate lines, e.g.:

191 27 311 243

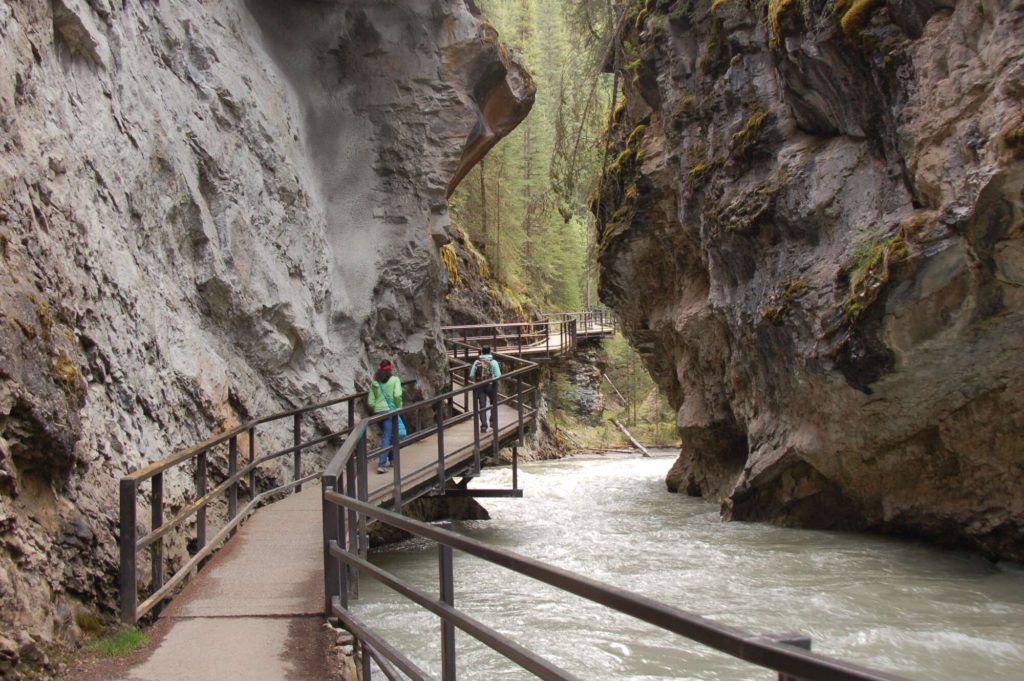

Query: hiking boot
481 425 488 433
377 466 386 474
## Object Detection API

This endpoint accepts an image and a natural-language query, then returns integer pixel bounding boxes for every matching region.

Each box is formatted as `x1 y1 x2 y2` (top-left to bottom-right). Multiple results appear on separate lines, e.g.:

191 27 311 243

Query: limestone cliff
0 0 532 664
596 0 1023 559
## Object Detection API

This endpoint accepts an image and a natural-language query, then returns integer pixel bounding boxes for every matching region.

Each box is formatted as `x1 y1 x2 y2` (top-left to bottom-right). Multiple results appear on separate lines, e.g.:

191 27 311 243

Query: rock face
0 0 532 659
556 346 607 425
596 0 1023 559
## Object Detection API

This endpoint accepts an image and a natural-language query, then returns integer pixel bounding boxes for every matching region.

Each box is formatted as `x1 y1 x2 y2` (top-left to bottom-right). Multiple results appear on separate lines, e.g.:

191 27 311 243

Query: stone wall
596 0 1023 559
0 0 532 665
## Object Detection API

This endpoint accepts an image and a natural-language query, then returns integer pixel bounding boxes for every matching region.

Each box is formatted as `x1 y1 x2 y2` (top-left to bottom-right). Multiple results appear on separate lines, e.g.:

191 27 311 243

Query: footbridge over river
114 311 908 681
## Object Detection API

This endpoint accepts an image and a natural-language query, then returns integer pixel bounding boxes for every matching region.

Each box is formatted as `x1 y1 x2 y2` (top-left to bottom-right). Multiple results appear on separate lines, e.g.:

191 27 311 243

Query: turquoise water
350 453 1024 680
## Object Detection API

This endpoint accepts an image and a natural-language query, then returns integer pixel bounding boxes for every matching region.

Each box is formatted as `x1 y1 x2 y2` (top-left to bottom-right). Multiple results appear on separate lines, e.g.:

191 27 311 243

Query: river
351 452 1024 680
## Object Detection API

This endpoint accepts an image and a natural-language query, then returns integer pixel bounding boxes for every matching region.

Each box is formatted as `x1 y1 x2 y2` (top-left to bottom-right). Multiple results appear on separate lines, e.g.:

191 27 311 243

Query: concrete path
112 487 329 681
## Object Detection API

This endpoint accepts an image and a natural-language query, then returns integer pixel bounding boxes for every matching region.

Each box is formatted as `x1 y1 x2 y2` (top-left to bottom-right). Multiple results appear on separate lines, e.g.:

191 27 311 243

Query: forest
451 0 675 444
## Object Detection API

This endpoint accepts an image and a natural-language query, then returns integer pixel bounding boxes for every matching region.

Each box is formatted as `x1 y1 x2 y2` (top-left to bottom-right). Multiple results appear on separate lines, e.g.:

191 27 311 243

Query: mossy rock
842 227 908 320
627 124 647 148
762 277 810 324
834 0 882 38
768 0 802 46
730 107 774 160
687 160 716 189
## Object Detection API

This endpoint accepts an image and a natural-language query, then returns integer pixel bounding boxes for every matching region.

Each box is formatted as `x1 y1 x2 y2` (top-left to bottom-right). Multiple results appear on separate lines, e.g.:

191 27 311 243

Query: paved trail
113 487 329 681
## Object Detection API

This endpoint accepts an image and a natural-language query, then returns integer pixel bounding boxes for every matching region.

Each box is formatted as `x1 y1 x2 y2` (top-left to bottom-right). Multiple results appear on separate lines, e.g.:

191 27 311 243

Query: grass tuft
91 629 148 658
843 228 908 319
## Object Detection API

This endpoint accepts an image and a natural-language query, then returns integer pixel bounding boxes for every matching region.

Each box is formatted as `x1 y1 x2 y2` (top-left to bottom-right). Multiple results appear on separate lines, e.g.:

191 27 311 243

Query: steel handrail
122 386 396 484
324 349 538 480
119 380 412 623
323 494 911 681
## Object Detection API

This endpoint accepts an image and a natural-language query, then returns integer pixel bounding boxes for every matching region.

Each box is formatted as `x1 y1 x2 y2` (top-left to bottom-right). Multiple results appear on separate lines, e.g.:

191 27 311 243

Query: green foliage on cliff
550 332 677 448
843 228 907 319
557 331 675 448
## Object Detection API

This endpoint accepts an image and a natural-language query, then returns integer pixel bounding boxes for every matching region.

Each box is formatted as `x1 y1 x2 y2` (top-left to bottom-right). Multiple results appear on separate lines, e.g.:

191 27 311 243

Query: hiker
368 359 404 473
469 346 501 432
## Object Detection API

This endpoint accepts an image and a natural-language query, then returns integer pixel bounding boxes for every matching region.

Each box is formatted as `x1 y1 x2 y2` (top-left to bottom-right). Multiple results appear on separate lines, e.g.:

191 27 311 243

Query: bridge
113 312 906 681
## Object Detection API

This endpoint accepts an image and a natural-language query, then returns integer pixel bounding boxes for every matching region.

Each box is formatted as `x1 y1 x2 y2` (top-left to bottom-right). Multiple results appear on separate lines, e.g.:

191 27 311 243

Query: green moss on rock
834 0 881 37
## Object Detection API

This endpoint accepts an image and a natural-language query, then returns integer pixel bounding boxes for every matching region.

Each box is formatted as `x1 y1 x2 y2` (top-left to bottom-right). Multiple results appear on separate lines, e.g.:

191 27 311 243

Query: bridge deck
450 321 614 359
366 403 521 506
112 487 327 680
110 404 523 680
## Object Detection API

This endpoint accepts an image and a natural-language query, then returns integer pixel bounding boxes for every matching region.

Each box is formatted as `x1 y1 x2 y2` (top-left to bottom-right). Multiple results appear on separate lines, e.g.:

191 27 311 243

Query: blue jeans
474 384 496 429
378 417 393 468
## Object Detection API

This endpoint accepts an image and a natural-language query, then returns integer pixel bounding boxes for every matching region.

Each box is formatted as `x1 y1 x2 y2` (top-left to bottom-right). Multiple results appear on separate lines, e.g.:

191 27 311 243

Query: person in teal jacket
368 360 403 473
469 346 501 432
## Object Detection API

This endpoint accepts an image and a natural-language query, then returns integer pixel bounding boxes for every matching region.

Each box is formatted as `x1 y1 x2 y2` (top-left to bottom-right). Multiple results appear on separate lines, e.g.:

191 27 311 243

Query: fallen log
610 418 650 457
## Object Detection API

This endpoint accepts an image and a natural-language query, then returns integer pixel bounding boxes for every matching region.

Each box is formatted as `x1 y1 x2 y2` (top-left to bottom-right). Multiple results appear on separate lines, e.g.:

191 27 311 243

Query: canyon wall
596 0 1023 559
0 0 532 664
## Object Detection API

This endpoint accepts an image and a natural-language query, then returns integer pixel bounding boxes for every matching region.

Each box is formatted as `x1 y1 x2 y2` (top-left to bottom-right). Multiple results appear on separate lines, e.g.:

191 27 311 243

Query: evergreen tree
450 0 618 311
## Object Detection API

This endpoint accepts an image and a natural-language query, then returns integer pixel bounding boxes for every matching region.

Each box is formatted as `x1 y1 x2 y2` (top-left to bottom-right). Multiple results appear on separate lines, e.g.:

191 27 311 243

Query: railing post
516 373 524 445
119 478 138 624
472 388 481 474
195 451 207 552
391 413 402 512
151 472 164 616
530 367 539 433
773 635 812 681
293 413 302 493
355 434 368 598
228 436 238 522
517 325 522 355
435 401 446 489
322 474 340 614
439 544 456 681
361 641 372 680
347 399 355 431
248 427 256 500
545 321 550 355
491 379 499 460
346 454 359 599
512 445 519 492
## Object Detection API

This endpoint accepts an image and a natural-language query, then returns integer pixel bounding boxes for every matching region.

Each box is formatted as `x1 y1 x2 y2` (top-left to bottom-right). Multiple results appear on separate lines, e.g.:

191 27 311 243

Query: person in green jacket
368 360 403 473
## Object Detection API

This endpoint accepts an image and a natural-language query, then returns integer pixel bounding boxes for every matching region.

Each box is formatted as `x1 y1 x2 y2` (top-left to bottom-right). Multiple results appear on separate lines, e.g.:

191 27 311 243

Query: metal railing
441 309 615 359
117 336 546 624
320 349 540 589
322 499 910 681
117 383 410 623
540 308 618 336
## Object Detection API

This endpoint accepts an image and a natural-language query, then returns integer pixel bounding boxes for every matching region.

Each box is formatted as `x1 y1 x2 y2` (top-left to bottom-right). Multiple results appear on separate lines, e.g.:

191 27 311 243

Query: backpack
474 358 493 382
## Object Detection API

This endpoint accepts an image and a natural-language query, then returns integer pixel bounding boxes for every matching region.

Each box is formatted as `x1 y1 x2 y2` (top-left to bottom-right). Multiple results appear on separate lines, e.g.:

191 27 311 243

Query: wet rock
597 0 1024 559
